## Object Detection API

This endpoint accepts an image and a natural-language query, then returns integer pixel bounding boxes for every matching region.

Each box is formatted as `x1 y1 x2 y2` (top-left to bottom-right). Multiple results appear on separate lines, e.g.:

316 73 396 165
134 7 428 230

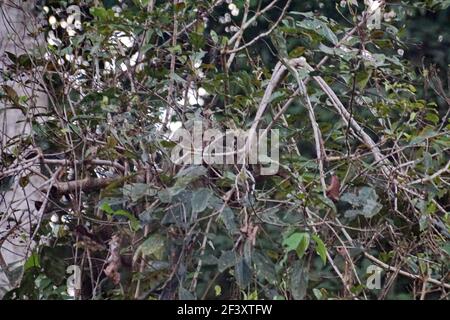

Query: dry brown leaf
104 234 122 285
326 175 340 201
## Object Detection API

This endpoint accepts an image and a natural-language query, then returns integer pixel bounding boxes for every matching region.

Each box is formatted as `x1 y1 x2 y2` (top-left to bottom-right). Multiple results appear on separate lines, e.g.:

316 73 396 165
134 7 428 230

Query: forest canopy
0 0 449 300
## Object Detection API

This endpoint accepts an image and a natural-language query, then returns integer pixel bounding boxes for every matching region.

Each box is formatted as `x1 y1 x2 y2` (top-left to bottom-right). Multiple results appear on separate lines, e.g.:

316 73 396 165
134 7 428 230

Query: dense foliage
0 0 449 299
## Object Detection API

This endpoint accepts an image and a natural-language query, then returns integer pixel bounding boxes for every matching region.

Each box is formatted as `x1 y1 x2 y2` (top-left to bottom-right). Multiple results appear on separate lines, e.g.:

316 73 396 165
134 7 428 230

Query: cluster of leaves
0 0 449 300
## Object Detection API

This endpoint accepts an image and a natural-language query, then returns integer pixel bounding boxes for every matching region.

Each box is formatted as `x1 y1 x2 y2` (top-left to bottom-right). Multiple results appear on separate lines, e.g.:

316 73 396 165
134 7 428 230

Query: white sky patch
155 87 209 137
103 52 139 73
194 61 202 68
155 108 182 138
120 62 127 72
198 87 208 97
67 14 75 25
361 49 375 62
130 51 139 67
178 87 209 107
67 26 76 37
111 31 135 48
48 15 57 26
74 20 82 30
47 31 62 47
61 215 71 224
168 121 182 133
50 214 59 223
104 60 115 74
366 0 382 14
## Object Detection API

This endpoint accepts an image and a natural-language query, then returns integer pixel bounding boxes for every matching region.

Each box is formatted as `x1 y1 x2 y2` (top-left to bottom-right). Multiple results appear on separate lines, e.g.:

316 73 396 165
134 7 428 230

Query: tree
0 0 449 300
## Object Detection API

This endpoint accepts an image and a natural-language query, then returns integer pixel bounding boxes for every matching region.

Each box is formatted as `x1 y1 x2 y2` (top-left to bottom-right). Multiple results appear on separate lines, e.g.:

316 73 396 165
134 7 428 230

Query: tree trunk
0 0 46 296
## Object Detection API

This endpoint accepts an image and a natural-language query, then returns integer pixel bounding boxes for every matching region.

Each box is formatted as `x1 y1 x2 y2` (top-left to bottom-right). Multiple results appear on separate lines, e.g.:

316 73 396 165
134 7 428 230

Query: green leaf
24 252 40 271
103 0 118 8
114 209 141 231
296 19 338 45
220 207 239 235
178 287 196 300
253 252 277 284
133 234 165 262
409 128 437 146
290 259 309 300
0 176 14 192
214 285 222 297
311 234 327 265
101 203 140 231
90 7 114 20
270 29 288 59
158 188 173 203
158 183 191 204
313 288 323 300
318 194 337 213
170 72 187 84
356 69 373 90
235 258 251 288
123 183 156 202
174 165 207 188
218 251 237 272
289 46 306 58
425 112 440 124
441 242 450 256
210 30 219 44
283 232 310 258
191 188 212 213
190 51 206 68
283 232 301 251
341 186 382 219
318 43 356 61
99 202 114 214
40 246 69 285
245 290 258 300
258 207 285 226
